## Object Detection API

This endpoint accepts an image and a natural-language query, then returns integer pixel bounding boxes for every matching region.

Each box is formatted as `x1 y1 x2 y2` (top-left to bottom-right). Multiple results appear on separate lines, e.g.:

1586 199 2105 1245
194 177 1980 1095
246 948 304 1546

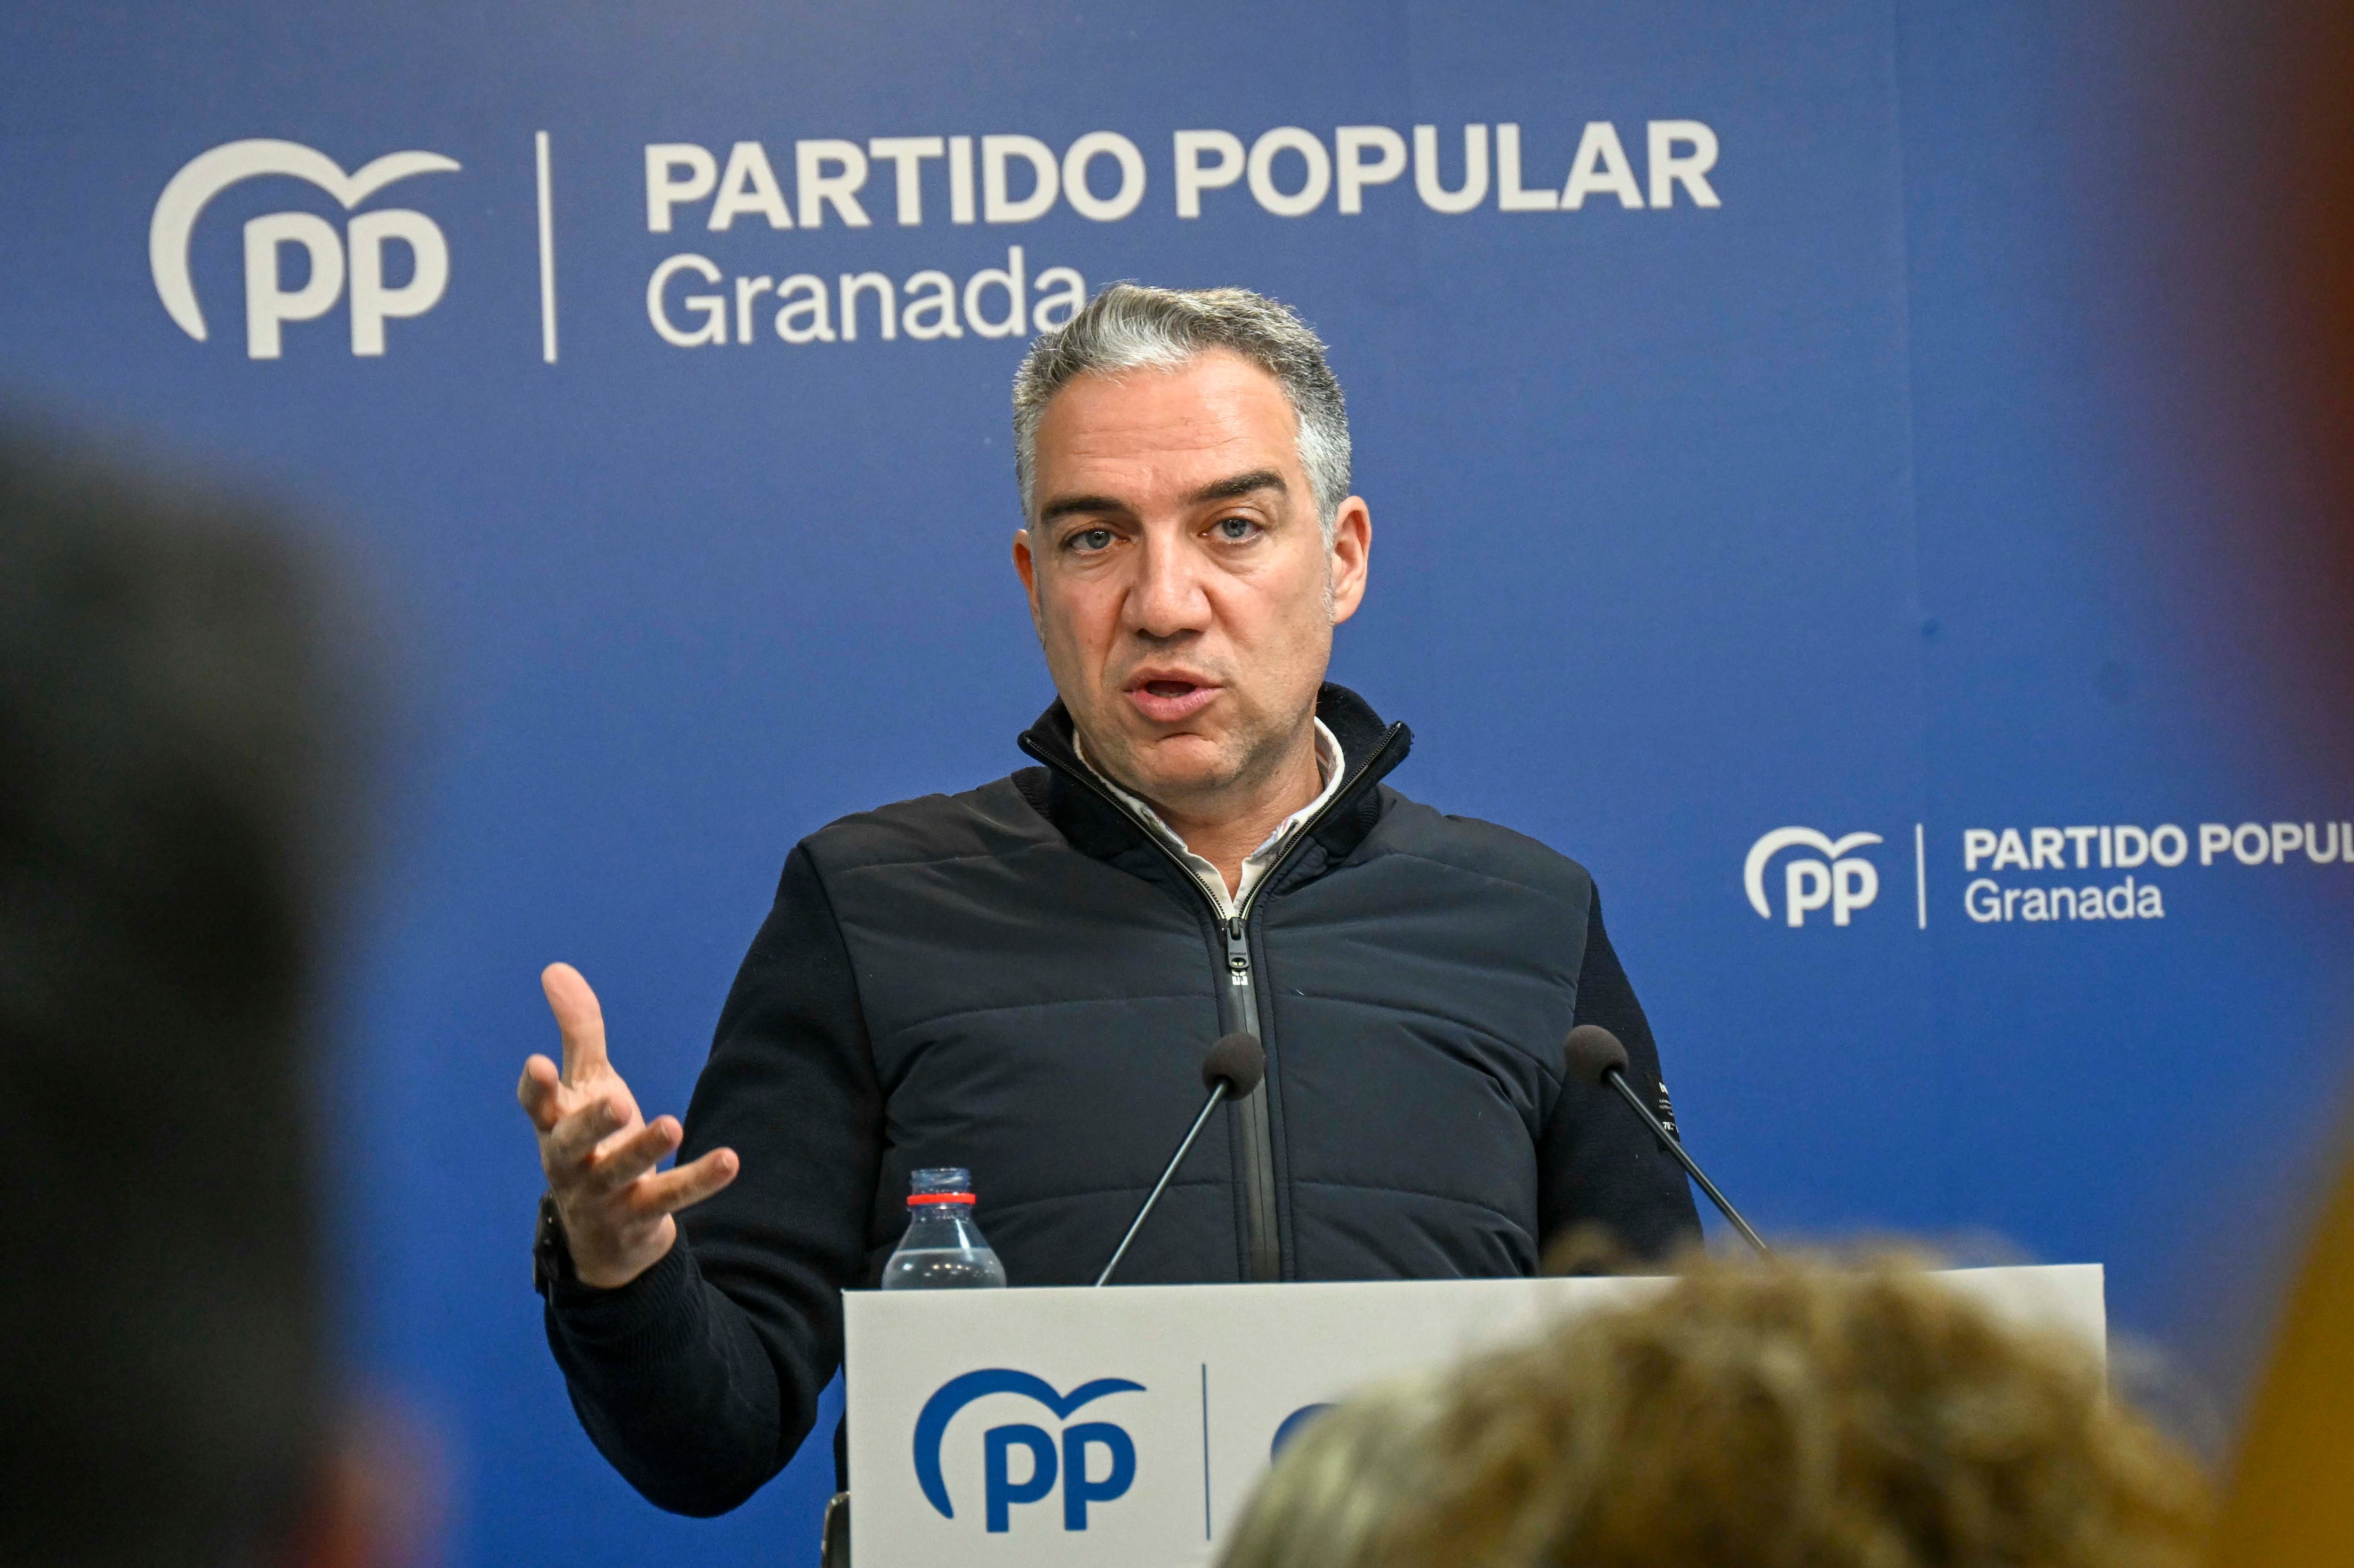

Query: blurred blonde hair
1222 1252 2210 1568
1215 1374 1452 1568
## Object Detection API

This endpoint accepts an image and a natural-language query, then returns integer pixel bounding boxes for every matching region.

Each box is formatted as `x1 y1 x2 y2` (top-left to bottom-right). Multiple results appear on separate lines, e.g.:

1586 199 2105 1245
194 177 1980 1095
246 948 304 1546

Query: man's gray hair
1012 283 1352 538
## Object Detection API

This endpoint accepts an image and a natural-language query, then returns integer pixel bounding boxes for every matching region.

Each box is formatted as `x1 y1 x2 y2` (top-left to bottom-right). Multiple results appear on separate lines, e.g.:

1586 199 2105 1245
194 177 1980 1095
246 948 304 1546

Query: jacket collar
1016 683 1412 877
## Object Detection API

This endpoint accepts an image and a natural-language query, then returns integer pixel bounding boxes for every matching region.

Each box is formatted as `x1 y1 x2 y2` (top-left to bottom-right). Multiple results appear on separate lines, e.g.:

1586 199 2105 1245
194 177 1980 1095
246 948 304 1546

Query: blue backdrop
5 3 2349 1563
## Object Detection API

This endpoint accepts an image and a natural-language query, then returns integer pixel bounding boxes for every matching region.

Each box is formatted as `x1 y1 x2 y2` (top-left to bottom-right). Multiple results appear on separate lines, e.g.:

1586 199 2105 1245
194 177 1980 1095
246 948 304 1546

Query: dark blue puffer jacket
544 684 1699 1515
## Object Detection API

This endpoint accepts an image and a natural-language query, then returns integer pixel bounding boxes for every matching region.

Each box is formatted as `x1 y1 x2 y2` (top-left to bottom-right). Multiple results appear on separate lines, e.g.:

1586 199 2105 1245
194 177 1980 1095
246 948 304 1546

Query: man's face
1014 349 1370 813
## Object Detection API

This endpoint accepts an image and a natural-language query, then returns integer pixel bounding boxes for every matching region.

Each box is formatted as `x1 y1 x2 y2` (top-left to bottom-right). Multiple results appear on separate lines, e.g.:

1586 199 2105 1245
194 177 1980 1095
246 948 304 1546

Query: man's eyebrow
1186 468 1288 506
1035 470 1288 526
1036 493 1135 525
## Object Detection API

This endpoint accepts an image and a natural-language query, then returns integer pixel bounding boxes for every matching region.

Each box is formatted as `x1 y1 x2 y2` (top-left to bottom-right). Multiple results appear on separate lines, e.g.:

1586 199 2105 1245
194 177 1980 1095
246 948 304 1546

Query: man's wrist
542 1228 698 1354
532 1191 575 1297
536 1197 682 1297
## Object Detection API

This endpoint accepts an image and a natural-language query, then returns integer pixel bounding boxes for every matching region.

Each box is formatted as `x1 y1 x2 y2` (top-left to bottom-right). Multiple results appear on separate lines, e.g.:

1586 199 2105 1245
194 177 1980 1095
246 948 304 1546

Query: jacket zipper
1024 724 1407 1284
1218 910 1280 1280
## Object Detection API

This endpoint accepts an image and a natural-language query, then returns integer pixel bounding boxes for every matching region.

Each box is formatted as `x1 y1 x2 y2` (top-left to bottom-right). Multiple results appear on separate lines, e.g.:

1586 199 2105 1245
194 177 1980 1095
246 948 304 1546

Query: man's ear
1326 499 1372 626
1012 528 1046 638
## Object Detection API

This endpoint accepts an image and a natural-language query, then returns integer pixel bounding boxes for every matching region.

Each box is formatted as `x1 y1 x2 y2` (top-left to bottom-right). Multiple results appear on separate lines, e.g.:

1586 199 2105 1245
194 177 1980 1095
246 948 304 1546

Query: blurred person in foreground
2206 1139 2354 1568
1218 1253 2209 1568
0 430 415 1568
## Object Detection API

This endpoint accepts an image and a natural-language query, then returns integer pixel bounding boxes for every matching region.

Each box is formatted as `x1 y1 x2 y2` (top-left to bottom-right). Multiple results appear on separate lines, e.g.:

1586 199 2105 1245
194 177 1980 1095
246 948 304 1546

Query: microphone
1096 1032 1267 1287
1564 1024 1770 1257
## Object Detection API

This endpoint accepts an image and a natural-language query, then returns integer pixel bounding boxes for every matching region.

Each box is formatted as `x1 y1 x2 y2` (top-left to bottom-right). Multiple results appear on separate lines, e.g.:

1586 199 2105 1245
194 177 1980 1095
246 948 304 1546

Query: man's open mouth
1124 675 1222 723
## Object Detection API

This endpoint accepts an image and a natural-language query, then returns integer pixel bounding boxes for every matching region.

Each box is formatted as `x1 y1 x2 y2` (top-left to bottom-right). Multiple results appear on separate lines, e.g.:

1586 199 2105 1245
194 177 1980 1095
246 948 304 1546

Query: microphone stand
1095 1080 1232 1287
1598 1066 1770 1256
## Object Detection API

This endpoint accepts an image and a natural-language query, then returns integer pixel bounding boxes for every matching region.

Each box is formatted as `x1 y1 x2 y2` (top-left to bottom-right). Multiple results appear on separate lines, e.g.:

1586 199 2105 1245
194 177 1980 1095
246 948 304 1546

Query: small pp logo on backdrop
151 138 461 359
1745 827 1883 927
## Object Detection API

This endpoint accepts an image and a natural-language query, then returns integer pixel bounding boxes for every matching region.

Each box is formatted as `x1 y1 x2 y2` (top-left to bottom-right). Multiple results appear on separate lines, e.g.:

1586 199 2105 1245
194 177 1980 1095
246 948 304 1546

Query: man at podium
517 284 1701 1514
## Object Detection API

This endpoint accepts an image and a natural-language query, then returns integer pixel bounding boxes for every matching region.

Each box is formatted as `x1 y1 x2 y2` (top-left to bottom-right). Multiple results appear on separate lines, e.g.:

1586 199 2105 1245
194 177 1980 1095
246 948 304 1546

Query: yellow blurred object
2209 1151 2354 1568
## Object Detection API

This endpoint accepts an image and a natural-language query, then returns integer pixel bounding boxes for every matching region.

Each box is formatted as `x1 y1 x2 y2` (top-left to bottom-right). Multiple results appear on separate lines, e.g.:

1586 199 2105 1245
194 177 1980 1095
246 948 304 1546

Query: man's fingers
540 962 610 1086
543 1095 631 1172
581 1116 684 1195
516 1055 565 1132
630 1148 740 1217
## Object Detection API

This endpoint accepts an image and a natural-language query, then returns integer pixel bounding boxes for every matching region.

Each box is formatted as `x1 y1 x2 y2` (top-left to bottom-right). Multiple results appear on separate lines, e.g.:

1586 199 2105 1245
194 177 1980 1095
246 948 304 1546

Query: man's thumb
541 962 611 1083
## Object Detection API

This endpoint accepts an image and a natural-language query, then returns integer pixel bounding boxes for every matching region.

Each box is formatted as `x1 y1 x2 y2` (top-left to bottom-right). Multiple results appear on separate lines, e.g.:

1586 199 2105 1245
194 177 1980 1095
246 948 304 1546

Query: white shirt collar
1074 719 1348 918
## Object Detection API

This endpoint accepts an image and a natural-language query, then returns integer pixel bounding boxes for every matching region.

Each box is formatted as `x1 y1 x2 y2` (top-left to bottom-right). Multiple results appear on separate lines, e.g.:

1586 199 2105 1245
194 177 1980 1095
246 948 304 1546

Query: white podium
844 1265 2103 1568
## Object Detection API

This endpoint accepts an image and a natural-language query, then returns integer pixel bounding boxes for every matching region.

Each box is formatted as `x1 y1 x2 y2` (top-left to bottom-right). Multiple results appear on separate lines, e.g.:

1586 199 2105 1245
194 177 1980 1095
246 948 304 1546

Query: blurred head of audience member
2206 1136 2354 1568
1220 1253 2210 1568
1214 1375 1453 1568
0 428 388 1568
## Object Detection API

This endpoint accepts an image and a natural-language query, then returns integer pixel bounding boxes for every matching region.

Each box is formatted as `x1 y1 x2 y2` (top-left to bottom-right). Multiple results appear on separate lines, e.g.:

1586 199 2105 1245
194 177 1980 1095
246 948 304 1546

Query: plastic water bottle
879 1167 1007 1289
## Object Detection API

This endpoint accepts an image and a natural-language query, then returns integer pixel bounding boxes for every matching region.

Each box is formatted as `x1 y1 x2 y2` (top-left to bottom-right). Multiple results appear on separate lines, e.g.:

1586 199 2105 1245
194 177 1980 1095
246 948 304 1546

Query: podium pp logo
913 1368 1142 1533
150 139 460 358
1745 828 1884 927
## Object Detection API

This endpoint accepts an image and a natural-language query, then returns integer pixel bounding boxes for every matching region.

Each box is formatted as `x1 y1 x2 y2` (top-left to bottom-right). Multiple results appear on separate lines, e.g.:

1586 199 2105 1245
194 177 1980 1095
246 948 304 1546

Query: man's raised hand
517 963 738 1289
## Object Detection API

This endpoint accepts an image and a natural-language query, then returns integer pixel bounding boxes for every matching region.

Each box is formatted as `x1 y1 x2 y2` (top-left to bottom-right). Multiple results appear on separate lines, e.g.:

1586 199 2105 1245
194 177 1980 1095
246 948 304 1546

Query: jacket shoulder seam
820 843 1052 877
792 846 879 1088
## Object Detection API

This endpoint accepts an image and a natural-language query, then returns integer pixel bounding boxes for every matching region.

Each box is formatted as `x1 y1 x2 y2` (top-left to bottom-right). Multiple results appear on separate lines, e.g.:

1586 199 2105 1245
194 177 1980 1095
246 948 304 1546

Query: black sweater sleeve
1536 885 1704 1261
542 843 883 1516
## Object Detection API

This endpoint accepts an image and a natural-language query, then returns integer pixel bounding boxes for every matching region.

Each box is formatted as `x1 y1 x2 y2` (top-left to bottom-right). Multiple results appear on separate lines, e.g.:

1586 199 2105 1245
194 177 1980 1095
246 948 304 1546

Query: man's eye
1068 527 1116 552
1214 516 1260 541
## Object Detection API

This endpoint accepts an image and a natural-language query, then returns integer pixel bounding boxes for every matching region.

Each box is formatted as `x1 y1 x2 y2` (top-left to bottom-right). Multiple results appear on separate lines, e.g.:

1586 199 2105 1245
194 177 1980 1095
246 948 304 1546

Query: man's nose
1124 530 1213 640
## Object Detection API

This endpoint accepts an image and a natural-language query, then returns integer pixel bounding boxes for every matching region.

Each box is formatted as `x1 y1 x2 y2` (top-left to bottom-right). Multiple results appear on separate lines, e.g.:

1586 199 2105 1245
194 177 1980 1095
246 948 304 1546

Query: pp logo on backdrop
1745 828 1883 927
150 139 460 358
913 1368 1142 1534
